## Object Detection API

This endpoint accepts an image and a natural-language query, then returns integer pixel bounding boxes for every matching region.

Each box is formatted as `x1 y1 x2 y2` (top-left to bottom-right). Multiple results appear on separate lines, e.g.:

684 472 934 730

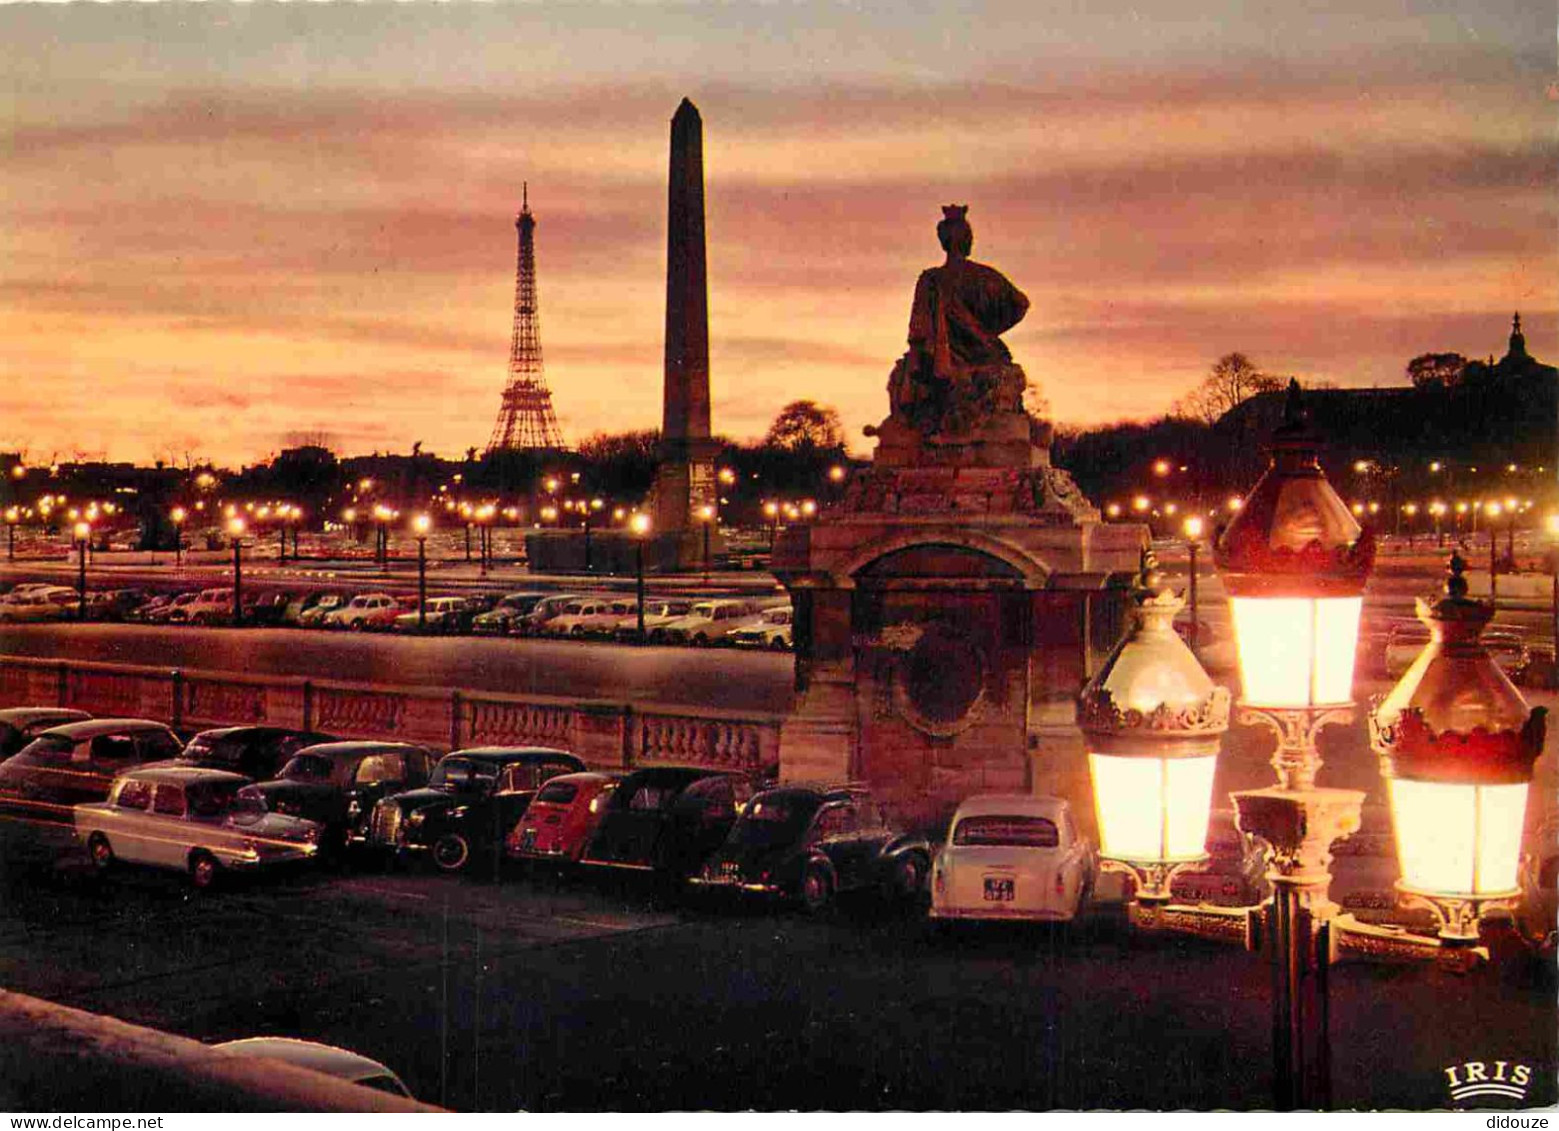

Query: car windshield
535 780 579 805
952 814 1060 848
430 757 497 792
186 779 246 819
729 796 817 847
280 753 335 782
6 735 78 767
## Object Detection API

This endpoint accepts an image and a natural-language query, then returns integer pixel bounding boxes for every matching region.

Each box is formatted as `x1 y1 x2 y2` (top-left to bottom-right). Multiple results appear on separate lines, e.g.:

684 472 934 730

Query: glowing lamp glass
1090 753 1217 862
1388 779 1527 895
1229 596 1361 707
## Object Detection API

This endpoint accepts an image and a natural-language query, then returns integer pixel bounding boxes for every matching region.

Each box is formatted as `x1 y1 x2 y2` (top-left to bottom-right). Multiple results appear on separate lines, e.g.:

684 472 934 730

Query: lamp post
413 514 430 632
73 521 91 620
228 517 246 626
763 501 779 550
1182 516 1204 651
476 504 495 575
1082 550 1231 913
4 507 17 563
631 513 651 640
170 507 186 569
1369 552 1546 946
584 497 603 573
1485 502 1501 604
1213 381 1374 1110
697 504 714 586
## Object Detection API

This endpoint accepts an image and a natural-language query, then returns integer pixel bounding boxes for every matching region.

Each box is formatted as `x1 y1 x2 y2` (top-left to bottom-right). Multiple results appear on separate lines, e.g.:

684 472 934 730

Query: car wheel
800 861 835 915
349 620 364 632
769 636 791 652
432 833 471 873
887 852 928 903
692 633 709 647
87 833 114 873
188 850 220 891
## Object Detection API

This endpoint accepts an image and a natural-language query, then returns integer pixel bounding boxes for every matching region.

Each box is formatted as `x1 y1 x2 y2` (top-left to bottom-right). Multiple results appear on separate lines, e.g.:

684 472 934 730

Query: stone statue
885 205 1031 438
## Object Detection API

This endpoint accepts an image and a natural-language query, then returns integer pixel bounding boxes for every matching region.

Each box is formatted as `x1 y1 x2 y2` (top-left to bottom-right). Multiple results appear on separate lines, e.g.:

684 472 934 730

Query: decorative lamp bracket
1238 702 1355 791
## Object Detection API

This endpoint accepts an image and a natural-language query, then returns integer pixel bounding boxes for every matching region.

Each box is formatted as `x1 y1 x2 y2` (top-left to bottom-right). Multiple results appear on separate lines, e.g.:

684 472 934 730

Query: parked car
727 605 794 650
471 592 550 636
134 591 196 624
929 794 1096 923
392 596 470 634
690 783 931 912
280 590 336 626
1167 810 1270 906
174 726 339 782
0 708 93 757
298 593 349 628
566 599 642 638
87 589 150 622
613 599 694 642
323 593 403 631
251 741 438 850
168 587 234 626
515 593 583 636
243 591 294 627
656 599 763 646
0 719 187 853
541 597 617 637
0 586 80 622
505 771 622 865
366 747 585 872
75 766 321 888
580 767 768 880
212 1038 413 1099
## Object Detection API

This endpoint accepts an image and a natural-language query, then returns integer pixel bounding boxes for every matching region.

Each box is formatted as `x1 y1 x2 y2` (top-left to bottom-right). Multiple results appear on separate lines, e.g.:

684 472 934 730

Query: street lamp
413 514 431 631
4 507 17 563
1182 515 1204 651
1081 551 1230 910
170 507 186 568
584 497 603 573
697 504 714 585
1213 381 1374 1108
372 504 392 569
73 521 91 620
631 513 651 640
763 501 779 549
1485 502 1502 603
1369 552 1546 945
228 517 246 626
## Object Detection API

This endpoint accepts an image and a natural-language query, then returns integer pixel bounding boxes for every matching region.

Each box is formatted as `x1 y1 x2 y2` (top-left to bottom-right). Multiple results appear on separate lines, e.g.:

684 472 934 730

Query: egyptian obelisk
650 98 721 548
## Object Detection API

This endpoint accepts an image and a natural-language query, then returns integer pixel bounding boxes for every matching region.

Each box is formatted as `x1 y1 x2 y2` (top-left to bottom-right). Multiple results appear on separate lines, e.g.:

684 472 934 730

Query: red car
506 771 621 864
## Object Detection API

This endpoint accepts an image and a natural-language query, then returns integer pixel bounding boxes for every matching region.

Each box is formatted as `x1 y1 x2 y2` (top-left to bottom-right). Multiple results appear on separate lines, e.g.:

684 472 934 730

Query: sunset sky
2 1 1552 467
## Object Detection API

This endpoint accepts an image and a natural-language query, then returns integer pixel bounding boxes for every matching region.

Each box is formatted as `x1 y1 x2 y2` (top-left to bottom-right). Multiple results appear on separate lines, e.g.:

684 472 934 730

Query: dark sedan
366 747 585 873
174 726 339 782
690 783 931 913
0 707 93 758
0 718 184 853
251 741 438 851
580 767 768 882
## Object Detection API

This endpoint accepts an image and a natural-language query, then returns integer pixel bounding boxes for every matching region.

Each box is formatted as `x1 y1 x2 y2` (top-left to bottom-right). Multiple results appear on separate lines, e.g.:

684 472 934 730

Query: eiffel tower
487 185 567 453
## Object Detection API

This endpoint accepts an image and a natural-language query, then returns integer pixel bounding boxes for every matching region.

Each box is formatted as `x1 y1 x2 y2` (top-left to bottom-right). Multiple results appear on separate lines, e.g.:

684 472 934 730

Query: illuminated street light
697 504 715 585
1082 551 1229 908
1153 459 1171 477
227 516 246 626
412 514 431 630
1132 495 1150 513
4 506 18 563
73 521 91 620
631 512 652 639
170 506 187 568
1370 553 1546 944
1183 515 1204 650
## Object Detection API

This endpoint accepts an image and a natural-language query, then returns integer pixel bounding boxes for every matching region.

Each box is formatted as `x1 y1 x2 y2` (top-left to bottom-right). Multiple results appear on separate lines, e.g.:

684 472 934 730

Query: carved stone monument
772 206 1147 830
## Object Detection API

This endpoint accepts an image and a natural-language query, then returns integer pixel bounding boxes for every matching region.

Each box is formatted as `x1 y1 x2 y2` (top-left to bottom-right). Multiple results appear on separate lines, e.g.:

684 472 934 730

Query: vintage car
367 747 585 873
929 794 1097 923
612 599 693 642
169 587 235 626
391 596 471 634
174 726 339 782
727 605 793 651
471 592 550 636
0 586 80 622
298 593 350 628
656 599 763 646
323 593 403 631
0 707 93 758
75 765 321 888
1166 809 1270 906
690 783 931 912
1383 621 1531 683
514 593 583 636
0 718 185 850
213 1038 413 1098
580 767 768 880
505 770 622 865
252 740 438 850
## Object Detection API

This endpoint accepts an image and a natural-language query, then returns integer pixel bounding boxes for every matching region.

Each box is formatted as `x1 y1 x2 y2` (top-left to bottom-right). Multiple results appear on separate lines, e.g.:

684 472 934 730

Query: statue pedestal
774 432 1146 831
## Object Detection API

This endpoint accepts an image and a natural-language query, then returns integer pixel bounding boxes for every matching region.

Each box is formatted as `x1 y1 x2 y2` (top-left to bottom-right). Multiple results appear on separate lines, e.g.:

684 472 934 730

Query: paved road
0 860 1551 1111
0 624 797 715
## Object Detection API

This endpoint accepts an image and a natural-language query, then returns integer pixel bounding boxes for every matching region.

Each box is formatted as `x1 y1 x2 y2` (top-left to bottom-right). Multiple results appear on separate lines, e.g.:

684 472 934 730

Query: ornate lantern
1214 380 1375 790
1081 552 1231 904
1369 553 1548 943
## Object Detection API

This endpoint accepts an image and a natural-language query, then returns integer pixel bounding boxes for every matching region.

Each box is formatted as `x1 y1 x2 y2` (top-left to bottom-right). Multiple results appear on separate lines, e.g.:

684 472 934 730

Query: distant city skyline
2 1 1551 466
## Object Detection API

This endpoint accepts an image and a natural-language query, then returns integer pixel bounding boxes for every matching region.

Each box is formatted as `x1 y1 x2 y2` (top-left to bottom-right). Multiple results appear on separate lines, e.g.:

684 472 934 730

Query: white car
213 1038 413 1098
544 597 619 637
728 605 793 650
657 599 763 646
0 586 79 622
930 794 1096 923
172 587 235 626
323 593 401 631
75 765 322 889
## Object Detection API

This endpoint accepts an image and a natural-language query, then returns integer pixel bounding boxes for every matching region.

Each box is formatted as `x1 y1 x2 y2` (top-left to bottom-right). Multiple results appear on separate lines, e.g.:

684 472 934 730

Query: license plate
983 877 1015 901
518 828 537 852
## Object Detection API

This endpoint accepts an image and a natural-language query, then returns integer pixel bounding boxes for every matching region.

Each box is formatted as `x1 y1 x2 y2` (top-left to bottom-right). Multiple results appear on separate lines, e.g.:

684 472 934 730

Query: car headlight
406 810 426 827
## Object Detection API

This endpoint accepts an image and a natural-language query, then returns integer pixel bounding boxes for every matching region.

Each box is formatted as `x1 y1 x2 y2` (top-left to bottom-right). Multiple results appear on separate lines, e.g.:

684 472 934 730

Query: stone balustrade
0 654 781 774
